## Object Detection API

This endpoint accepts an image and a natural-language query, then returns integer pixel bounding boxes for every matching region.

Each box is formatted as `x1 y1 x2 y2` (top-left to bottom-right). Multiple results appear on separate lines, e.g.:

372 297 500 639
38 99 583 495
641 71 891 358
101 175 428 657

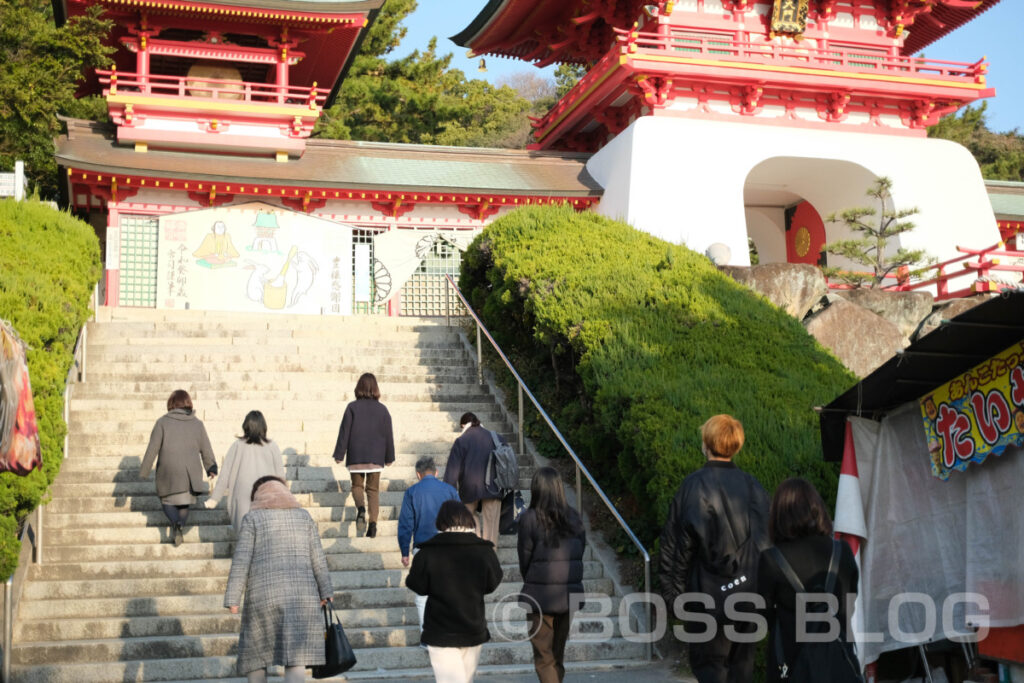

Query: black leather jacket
659 460 770 611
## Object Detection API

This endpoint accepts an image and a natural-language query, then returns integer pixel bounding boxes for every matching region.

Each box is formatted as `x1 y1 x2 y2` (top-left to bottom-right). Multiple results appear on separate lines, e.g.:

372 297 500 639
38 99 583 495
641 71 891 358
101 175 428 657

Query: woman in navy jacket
332 372 394 538
517 467 586 683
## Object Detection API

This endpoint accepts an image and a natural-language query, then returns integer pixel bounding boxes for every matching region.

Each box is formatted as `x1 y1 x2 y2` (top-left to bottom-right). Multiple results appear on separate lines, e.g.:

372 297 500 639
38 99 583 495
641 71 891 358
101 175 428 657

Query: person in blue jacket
399 456 459 632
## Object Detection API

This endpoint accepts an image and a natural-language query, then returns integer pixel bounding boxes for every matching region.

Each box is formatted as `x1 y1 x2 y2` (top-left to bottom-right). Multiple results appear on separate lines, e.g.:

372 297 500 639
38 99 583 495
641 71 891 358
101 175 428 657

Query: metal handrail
444 275 653 660
3 283 95 681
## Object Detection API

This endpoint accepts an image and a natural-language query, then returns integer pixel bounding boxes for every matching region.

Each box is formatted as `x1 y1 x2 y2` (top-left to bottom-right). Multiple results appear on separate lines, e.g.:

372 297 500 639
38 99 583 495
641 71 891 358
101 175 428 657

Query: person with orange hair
659 414 770 683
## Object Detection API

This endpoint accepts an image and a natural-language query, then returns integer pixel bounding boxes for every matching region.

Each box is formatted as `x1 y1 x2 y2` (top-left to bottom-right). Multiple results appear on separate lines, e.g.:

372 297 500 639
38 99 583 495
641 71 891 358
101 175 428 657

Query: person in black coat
443 412 505 545
757 478 859 683
518 467 586 683
659 414 770 683
406 500 503 683
332 373 394 538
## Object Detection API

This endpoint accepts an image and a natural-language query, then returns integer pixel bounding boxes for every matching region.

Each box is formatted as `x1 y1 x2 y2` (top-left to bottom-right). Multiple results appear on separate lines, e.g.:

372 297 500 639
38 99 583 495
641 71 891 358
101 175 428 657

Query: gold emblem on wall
794 226 811 257
770 0 810 39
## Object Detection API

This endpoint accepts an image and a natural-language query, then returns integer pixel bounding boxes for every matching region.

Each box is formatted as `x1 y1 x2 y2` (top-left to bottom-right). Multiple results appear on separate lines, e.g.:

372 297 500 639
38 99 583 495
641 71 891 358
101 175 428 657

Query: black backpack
767 540 864 683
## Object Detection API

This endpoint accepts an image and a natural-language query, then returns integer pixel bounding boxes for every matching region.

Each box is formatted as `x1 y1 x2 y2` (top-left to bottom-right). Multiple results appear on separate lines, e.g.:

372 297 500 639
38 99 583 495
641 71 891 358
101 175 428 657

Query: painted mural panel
156 202 353 315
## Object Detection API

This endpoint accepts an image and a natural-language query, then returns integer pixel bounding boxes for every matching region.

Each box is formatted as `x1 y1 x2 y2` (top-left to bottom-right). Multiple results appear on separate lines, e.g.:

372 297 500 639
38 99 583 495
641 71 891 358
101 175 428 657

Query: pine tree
822 177 934 288
315 1 531 148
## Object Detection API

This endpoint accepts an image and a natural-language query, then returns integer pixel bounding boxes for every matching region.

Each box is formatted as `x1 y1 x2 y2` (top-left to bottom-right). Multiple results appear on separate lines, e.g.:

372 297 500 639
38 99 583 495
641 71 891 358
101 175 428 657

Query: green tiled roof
986 180 1024 220
55 119 602 196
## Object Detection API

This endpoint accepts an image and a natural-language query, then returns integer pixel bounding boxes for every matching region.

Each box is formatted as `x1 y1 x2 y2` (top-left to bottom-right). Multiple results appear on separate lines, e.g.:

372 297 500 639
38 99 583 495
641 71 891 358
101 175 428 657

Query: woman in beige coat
209 410 285 534
140 389 218 546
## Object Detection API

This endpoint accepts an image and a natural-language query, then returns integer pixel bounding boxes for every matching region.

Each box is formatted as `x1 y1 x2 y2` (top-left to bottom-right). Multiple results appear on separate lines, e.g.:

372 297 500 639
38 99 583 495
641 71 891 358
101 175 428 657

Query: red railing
825 242 1024 300
96 70 329 107
614 27 987 83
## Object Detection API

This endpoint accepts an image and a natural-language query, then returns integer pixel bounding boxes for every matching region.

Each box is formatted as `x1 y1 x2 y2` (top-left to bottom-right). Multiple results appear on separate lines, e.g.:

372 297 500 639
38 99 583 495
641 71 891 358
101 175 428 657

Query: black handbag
499 490 526 535
311 601 357 679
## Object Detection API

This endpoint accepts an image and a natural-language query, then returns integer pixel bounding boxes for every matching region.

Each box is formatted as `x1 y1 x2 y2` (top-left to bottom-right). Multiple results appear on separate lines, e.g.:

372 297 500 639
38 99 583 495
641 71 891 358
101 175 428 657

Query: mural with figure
157 202 353 315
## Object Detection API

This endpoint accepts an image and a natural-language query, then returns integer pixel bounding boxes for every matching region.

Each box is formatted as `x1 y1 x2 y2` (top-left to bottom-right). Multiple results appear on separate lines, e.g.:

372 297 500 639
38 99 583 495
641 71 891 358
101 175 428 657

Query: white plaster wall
586 117 1000 277
745 207 787 264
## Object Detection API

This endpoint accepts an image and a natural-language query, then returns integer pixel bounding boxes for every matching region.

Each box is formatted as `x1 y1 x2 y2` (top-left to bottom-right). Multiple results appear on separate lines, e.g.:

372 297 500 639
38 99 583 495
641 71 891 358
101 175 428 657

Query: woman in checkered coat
224 476 334 683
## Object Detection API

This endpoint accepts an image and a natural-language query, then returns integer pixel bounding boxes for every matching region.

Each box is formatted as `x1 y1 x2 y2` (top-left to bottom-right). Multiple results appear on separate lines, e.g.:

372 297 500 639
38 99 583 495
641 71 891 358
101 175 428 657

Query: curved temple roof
454 0 1002 65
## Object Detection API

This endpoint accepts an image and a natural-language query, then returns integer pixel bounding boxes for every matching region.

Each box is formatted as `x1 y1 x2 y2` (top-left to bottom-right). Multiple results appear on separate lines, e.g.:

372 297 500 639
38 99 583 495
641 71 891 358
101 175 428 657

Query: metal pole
63 388 70 460
34 506 42 567
644 558 653 661
445 285 450 328
517 384 524 457
575 464 582 515
476 327 483 385
81 325 87 383
4 577 11 683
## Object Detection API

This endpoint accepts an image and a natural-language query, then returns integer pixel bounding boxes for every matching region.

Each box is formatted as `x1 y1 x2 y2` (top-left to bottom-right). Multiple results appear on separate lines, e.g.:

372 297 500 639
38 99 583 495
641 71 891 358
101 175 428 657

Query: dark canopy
820 289 1024 461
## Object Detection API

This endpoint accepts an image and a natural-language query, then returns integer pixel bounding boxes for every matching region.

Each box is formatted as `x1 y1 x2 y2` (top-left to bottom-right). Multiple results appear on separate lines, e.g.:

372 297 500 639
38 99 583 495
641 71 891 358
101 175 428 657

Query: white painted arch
586 116 1000 277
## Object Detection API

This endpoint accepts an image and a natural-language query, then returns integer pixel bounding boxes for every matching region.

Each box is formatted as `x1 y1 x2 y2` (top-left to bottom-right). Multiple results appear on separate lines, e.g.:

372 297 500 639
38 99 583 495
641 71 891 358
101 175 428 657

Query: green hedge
460 205 854 543
0 199 101 578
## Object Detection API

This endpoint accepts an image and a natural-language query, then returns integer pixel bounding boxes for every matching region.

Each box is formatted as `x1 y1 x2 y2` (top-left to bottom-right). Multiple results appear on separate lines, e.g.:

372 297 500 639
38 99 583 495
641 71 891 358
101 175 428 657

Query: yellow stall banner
920 341 1024 480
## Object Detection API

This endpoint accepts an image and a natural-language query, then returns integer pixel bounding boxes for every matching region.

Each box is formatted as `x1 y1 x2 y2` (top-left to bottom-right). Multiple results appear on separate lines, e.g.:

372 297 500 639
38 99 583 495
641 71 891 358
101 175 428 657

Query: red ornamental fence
825 241 1024 300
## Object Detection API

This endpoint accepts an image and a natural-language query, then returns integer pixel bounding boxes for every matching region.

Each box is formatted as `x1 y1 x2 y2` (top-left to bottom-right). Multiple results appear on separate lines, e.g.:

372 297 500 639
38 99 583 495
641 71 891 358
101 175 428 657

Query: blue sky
397 1 1023 133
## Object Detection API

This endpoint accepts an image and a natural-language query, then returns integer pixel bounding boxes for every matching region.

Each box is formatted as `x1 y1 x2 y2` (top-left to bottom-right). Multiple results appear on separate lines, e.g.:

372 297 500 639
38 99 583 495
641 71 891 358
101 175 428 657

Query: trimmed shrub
0 199 101 578
460 205 854 543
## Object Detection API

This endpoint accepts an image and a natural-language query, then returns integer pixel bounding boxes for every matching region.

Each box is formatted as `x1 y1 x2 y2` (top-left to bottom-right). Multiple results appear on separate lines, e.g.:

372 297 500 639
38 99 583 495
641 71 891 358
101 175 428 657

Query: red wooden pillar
137 33 152 93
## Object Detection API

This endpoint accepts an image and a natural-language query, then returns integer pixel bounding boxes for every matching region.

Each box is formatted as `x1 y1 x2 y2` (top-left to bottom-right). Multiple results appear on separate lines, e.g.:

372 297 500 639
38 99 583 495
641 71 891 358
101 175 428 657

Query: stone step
87 319 455 335
69 398 497 414
70 383 492 401
41 543 534 567
86 322 457 337
18 579 615 620
27 552 599 582
10 637 644 681
56 450 529 474
83 369 481 384
20 562 605 602
53 469 531 491
68 415 491 433
14 604 623 644
66 427 494 445
27 550 536 580
86 348 470 363
153 659 651 683
43 516 549 547
42 489 415 513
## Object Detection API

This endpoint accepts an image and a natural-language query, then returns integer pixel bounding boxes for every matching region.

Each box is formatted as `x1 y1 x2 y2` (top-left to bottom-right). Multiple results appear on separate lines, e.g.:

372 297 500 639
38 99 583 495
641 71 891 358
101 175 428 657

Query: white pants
416 593 428 631
412 548 428 631
427 644 482 683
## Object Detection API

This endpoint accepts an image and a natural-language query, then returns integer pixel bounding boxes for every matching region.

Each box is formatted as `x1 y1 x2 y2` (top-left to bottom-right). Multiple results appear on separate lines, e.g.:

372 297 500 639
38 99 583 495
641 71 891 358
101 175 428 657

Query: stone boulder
834 289 934 340
914 295 995 341
719 263 828 320
804 295 906 378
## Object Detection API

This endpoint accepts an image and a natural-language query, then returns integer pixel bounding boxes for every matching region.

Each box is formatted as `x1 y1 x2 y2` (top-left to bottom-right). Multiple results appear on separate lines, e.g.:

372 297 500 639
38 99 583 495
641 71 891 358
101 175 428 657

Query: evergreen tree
929 103 1024 182
0 0 112 197
315 1 531 148
823 177 934 288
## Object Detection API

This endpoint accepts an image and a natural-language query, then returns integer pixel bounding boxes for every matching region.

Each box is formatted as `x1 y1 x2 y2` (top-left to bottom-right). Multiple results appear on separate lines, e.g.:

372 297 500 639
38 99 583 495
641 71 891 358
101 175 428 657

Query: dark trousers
350 471 381 522
527 611 571 683
688 621 757 683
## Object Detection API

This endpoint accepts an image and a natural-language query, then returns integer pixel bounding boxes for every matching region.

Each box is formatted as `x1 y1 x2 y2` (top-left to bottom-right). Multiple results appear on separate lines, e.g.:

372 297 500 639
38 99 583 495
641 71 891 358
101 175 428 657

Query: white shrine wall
586 116 999 284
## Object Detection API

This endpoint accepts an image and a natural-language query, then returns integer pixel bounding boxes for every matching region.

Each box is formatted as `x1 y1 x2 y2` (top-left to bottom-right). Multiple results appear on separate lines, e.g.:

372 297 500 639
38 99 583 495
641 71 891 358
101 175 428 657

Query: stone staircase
10 309 646 682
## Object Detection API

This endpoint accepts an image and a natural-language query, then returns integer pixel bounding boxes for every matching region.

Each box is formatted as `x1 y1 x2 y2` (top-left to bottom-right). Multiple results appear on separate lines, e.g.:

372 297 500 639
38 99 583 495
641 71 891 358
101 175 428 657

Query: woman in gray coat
140 389 218 546
208 410 285 534
225 476 333 683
